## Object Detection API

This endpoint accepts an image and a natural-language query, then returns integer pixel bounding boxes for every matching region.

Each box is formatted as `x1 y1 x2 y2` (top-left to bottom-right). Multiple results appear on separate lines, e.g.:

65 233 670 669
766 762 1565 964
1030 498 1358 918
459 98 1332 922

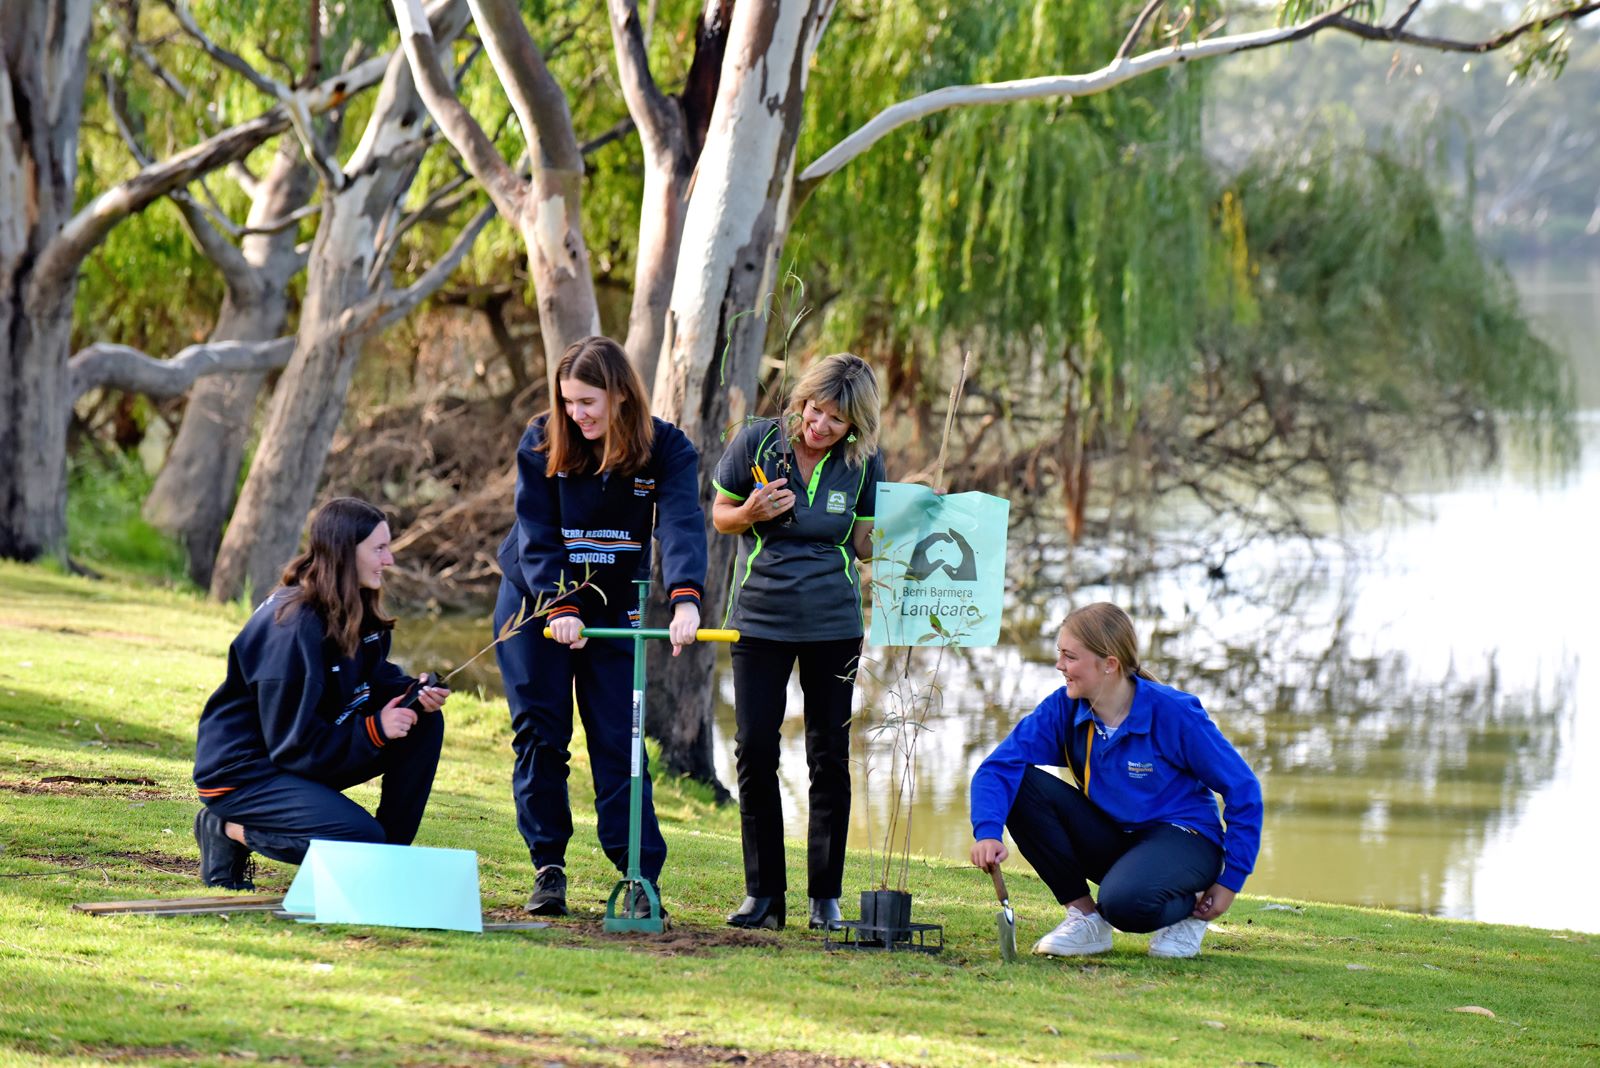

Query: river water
404 259 1599 933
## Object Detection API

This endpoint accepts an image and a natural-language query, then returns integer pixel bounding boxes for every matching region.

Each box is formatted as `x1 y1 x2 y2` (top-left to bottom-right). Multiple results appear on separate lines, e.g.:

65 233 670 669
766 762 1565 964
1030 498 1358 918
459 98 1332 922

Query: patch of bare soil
459 1030 900 1068
479 905 783 956
0 775 175 800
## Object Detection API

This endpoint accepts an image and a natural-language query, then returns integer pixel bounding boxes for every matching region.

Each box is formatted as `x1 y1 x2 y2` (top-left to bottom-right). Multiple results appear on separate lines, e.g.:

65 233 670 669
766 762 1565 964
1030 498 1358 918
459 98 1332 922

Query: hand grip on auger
541 626 741 642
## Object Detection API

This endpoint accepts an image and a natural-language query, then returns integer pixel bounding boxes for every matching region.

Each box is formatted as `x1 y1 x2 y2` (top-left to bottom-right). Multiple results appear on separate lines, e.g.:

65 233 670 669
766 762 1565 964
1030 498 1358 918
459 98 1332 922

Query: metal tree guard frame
545 579 738 933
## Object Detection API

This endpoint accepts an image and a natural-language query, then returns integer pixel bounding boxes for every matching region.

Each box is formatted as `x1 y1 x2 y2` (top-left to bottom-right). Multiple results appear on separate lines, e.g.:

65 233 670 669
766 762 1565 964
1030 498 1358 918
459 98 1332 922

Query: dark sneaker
193 808 254 890
524 865 568 916
624 881 668 924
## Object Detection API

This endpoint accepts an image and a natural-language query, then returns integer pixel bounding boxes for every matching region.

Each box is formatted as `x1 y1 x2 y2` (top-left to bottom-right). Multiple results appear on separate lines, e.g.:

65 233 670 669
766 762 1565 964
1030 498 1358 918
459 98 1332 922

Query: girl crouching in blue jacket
191 498 449 889
969 602 1262 958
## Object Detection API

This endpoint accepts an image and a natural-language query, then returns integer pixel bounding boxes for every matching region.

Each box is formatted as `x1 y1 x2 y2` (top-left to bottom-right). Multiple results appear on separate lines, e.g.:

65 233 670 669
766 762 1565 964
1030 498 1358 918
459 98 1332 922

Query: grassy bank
1 561 1595 1068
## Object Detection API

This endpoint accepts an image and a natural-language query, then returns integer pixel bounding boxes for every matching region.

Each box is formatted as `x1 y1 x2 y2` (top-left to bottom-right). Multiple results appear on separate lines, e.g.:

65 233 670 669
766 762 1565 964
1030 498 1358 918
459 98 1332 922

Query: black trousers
494 578 667 882
730 635 861 898
203 709 444 866
1007 765 1223 933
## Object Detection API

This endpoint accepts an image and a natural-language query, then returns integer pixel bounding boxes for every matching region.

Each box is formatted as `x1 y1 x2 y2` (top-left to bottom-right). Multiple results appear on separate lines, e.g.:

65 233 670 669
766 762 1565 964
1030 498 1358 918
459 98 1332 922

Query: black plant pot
858 889 912 938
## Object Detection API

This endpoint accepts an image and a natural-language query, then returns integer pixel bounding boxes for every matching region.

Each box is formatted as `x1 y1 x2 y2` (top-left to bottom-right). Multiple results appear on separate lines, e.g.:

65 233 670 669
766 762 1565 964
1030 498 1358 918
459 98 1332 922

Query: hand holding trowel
989 865 1018 962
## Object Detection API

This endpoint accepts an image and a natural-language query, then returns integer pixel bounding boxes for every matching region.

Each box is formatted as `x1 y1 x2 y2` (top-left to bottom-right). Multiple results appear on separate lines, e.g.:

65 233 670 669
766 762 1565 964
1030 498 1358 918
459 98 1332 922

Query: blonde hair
1062 603 1158 682
786 353 880 467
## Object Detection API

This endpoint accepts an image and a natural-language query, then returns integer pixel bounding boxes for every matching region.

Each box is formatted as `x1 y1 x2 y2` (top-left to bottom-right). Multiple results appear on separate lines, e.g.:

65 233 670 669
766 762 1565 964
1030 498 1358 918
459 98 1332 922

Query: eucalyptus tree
382 0 1596 783
0 0 395 564
205 0 496 603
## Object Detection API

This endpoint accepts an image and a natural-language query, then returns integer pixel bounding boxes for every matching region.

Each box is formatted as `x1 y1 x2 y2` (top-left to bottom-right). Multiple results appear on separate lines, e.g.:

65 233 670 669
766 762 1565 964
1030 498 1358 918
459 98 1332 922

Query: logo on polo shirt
826 490 847 514
1126 760 1153 779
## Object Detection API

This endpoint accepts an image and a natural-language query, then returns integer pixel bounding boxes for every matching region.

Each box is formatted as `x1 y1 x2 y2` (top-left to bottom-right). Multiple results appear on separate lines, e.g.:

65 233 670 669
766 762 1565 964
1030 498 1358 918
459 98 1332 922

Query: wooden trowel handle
989 865 1009 903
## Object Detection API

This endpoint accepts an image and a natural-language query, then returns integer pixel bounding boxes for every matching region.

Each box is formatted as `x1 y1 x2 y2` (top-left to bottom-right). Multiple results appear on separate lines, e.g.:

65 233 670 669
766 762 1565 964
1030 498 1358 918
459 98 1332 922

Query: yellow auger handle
541 626 741 642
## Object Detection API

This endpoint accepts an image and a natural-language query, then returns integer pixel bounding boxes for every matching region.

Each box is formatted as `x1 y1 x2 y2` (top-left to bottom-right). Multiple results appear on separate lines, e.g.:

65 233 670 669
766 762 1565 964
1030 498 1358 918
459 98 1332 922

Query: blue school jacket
193 589 415 797
495 415 707 619
970 678 1264 893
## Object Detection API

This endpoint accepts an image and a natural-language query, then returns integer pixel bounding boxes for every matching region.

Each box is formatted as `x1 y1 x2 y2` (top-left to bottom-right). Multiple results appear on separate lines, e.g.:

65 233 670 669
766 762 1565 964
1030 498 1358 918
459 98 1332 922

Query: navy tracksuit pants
494 579 667 882
201 710 444 866
1007 765 1222 933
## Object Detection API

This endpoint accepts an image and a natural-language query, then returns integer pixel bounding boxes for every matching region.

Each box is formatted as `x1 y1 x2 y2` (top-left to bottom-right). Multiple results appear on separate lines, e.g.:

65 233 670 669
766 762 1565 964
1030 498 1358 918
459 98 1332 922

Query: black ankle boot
808 897 844 931
726 895 785 930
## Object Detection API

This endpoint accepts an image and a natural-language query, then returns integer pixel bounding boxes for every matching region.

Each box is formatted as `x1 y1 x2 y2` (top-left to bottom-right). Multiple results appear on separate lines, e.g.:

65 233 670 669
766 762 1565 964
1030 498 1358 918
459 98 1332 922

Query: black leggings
1007 765 1223 933
730 635 861 898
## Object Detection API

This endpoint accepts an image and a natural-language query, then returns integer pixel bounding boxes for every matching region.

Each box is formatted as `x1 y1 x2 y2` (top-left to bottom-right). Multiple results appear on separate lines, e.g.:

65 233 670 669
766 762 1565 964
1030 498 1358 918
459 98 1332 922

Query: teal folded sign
868 483 1010 647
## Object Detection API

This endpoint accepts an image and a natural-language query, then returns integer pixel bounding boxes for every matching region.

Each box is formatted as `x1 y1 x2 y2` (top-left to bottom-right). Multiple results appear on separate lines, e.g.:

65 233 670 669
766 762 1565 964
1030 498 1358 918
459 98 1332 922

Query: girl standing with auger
191 497 449 889
495 336 707 919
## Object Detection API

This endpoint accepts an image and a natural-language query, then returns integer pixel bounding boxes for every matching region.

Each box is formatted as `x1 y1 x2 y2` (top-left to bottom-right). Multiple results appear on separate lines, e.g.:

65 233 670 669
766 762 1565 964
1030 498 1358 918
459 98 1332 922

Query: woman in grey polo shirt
711 354 886 931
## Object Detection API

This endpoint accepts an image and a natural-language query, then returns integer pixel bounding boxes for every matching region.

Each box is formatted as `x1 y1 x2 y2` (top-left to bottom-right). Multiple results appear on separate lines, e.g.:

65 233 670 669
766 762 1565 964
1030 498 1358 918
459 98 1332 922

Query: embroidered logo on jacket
633 477 656 498
1126 760 1154 779
563 527 640 565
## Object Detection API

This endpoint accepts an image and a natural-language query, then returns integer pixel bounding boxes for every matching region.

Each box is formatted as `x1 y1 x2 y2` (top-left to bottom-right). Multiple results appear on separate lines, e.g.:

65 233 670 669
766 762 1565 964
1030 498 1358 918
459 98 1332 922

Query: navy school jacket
495 415 707 619
193 589 417 797
970 677 1264 893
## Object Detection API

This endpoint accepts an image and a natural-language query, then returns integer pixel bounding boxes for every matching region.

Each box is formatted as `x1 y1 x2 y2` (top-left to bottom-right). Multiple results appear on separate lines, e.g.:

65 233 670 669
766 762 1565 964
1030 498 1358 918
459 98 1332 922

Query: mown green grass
2 561 1596 1067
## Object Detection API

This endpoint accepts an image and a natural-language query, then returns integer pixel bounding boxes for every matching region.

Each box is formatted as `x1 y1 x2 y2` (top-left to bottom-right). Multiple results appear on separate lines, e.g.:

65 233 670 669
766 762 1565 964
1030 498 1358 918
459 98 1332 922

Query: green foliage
1223 134 1571 431
796 0 1228 414
65 452 191 587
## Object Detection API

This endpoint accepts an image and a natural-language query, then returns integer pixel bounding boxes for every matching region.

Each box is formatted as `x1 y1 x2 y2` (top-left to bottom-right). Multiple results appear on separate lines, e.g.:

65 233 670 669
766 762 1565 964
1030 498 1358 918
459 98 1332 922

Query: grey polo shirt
713 419 886 641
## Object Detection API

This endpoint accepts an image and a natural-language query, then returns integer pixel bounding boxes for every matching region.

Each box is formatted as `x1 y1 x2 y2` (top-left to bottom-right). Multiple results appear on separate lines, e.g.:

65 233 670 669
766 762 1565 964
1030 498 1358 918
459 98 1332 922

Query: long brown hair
275 497 394 658
786 353 881 467
539 336 653 476
1062 603 1158 683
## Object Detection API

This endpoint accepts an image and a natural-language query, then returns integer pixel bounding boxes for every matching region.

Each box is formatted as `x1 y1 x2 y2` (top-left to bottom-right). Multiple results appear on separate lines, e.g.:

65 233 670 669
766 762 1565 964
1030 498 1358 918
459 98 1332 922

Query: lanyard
1083 723 1094 797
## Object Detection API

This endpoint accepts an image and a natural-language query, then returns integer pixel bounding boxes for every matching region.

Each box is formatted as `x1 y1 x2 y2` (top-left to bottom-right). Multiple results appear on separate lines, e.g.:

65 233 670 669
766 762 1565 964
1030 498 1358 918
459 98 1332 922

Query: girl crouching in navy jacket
494 335 707 919
969 602 1262 959
191 498 449 889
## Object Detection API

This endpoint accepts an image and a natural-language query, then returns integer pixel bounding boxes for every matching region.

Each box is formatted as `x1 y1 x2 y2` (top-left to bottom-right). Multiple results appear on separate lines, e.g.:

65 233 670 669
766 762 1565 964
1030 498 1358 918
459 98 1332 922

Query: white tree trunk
645 0 832 783
0 0 93 562
143 139 314 585
395 0 600 379
210 1 475 603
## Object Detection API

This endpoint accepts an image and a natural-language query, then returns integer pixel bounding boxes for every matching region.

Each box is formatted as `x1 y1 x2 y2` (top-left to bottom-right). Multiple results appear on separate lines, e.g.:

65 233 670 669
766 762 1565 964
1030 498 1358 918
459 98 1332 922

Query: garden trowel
989 865 1017 962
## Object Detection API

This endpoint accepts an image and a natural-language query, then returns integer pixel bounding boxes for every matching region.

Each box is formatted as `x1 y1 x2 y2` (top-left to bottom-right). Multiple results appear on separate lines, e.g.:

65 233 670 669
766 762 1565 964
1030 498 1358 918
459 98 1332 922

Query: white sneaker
1148 916 1209 958
1032 905 1114 957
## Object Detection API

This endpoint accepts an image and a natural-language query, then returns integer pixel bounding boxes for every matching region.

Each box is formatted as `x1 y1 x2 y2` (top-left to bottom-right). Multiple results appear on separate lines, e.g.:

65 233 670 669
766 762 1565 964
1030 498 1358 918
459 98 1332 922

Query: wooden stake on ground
74 895 286 915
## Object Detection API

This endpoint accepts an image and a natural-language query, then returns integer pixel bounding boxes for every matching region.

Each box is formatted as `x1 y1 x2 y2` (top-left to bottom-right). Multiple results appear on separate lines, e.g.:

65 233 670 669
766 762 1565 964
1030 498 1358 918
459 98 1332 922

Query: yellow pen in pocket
751 462 769 489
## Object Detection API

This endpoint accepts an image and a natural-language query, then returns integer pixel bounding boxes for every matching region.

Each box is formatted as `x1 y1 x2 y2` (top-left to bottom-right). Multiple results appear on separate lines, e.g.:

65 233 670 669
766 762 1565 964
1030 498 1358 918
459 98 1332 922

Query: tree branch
1326 1 1599 53
369 171 474 289
346 202 498 336
1116 0 1167 63
392 0 528 220
607 0 678 151
466 0 586 173
164 0 292 101
68 338 296 402
30 48 395 301
798 1 1597 188
165 0 350 188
